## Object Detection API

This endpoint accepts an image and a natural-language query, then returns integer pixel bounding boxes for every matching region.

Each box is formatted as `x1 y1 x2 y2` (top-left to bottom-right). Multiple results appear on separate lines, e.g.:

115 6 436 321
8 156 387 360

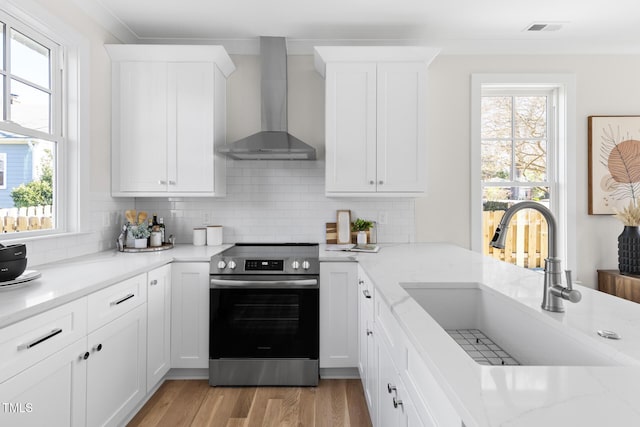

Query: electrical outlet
378 212 388 225
103 212 111 228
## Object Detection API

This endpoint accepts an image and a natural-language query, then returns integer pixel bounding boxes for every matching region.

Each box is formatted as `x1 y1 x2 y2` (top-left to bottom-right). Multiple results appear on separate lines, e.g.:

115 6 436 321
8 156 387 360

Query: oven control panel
245 260 284 271
211 256 319 275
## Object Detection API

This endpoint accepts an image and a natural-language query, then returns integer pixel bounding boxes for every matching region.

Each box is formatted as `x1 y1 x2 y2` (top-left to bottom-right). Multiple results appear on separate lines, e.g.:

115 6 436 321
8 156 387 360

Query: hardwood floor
128 379 373 427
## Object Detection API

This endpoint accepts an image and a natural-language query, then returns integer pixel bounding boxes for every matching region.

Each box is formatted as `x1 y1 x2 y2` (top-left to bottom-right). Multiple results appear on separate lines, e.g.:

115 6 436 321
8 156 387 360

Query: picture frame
588 115 640 214
336 210 352 244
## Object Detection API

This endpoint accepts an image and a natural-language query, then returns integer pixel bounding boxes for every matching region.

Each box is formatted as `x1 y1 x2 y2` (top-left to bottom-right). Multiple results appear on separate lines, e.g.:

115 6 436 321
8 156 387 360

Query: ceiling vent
524 23 563 32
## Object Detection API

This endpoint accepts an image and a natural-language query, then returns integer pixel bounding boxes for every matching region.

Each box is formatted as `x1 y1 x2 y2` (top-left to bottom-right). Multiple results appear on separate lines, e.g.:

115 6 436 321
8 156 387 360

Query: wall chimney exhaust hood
218 37 316 160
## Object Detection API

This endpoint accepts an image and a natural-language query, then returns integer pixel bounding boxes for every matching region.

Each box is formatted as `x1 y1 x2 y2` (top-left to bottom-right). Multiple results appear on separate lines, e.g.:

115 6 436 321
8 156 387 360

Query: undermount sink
401 282 626 366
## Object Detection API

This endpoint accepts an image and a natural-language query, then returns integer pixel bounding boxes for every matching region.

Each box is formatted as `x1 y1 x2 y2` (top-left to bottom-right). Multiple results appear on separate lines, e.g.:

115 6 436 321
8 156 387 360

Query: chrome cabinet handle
363 289 372 299
393 397 403 409
366 329 373 336
80 351 90 360
110 293 135 306
168 180 176 185
358 279 364 285
92 343 103 352
150 279 158 286
387 383 397 394
158 180 166 185
17 328 63 350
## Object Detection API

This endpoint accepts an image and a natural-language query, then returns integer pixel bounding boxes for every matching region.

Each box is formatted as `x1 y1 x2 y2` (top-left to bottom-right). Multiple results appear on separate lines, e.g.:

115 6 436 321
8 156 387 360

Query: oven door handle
210 278 318 288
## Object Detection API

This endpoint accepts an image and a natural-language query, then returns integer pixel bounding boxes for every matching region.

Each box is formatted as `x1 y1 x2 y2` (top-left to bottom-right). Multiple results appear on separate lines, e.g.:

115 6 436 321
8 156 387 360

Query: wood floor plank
245 387 273 427
128 380 187 427
190 388 225 427
231 387 258 418
226 418 248 427
278 387 301 426
346 379 372 427
194 386 244 427
155 380 209 427
298 387 316 426
261 399 283 427
128 379 372 427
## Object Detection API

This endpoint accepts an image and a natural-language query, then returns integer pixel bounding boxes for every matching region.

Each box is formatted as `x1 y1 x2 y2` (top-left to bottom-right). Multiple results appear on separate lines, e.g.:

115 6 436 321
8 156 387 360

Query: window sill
0 230 91 245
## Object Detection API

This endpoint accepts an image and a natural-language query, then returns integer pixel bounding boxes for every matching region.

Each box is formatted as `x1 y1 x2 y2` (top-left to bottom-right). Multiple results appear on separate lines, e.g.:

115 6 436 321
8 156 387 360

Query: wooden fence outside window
0 205 53 233
483 209 548 269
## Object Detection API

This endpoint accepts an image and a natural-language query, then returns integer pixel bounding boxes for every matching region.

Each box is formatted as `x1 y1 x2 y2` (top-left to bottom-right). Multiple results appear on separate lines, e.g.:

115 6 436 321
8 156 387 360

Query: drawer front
0 298 88 383
88 273 147 332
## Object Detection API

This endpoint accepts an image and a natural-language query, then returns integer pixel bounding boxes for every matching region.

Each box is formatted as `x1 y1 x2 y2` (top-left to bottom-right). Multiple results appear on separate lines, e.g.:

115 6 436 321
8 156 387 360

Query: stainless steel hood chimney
218 37 316 160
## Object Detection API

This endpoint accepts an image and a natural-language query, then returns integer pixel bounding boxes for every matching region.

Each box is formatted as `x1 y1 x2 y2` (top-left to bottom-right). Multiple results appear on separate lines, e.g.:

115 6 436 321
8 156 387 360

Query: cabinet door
171 262 209 368
86 304 147 427
114 61 168 192
325 62 377 193
168 62 215 192
376 62 427 193
377 336 400 427
320 262 358 368
358 269 376 421
0 339 87 427
147 264 171 391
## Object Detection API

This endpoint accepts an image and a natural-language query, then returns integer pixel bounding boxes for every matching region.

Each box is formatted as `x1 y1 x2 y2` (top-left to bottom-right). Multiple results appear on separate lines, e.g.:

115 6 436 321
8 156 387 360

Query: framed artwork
588 115 640 214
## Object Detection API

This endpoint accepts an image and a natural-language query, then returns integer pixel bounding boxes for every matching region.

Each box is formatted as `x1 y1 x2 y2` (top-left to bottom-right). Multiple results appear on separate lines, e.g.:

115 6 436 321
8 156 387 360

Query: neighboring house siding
0 144 33 208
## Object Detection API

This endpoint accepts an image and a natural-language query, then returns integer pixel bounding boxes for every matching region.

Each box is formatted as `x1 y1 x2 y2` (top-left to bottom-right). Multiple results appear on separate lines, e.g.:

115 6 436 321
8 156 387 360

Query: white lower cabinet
376 329 429 427
0 272 152 427
171 262 210 368
86 303 147 427
0 338 87 427
358 265 460 427
147 264 172 391
320 262 358 369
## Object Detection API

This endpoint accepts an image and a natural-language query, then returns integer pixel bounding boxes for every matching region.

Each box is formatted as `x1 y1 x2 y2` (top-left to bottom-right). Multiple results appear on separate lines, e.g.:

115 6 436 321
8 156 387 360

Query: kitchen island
2 243 640 426
348 243 640 427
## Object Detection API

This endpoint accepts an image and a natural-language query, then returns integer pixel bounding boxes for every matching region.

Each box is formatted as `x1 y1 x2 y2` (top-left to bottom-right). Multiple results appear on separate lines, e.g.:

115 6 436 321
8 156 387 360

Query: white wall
417 54 640 287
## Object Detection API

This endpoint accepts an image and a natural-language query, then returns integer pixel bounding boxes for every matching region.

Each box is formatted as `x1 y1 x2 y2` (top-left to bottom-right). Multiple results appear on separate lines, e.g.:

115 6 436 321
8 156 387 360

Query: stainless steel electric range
209 243 319 386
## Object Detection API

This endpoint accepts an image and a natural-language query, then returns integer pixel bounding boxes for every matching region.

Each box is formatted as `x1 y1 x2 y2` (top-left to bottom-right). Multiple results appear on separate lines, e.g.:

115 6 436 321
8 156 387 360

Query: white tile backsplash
15 161 415 266
135 160 415 245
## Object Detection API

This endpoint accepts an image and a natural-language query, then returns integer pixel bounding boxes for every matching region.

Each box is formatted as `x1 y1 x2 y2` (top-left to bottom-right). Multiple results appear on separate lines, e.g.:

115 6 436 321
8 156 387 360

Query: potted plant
614 198 640 274
130 225 150 249
351 218 374 244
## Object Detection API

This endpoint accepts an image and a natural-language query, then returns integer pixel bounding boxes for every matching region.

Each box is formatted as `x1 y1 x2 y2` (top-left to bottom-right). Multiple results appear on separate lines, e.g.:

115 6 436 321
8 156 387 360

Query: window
481 90 554 268
471 74 577 271
0 9 60 235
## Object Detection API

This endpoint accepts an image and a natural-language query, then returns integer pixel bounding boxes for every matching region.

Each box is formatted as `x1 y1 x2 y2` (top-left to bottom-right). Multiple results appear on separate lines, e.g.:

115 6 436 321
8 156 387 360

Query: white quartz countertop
0 244 232 328
3 242 640 426
352 243 640 427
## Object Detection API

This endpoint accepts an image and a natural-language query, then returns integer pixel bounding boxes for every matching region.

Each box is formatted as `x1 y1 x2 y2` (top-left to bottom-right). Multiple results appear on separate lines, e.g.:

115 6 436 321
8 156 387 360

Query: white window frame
471 74 577 272
0 0 89 240
0 152 6 189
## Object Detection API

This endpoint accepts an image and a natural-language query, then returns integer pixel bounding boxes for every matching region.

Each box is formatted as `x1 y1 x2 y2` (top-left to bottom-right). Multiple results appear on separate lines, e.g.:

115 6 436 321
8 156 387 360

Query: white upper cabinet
315 46 439 197
106 45 235 197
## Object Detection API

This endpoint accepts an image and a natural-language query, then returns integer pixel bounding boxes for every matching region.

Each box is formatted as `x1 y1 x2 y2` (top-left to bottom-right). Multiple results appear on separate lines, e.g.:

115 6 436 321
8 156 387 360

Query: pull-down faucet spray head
489 226 506 249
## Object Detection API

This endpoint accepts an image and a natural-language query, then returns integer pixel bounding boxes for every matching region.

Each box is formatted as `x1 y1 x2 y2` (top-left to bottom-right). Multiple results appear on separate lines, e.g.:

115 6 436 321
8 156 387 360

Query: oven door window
210 288 318 359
